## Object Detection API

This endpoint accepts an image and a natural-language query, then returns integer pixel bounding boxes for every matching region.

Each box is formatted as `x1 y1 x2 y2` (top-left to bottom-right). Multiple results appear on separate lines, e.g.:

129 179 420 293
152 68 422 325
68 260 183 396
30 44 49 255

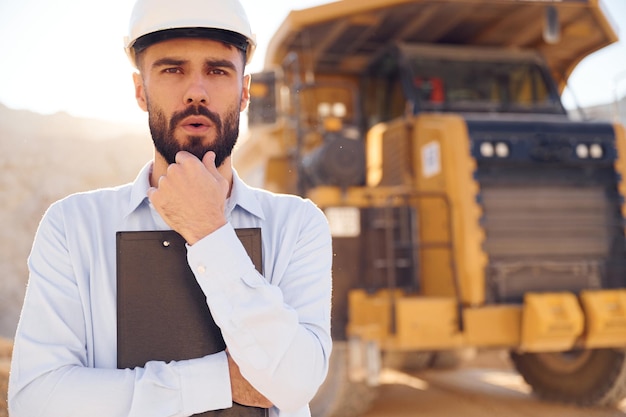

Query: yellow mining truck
234 0 626 416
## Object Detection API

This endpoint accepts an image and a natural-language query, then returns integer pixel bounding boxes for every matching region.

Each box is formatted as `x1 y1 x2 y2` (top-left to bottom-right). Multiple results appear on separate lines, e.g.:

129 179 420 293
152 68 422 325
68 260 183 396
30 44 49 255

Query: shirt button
197 265 207 274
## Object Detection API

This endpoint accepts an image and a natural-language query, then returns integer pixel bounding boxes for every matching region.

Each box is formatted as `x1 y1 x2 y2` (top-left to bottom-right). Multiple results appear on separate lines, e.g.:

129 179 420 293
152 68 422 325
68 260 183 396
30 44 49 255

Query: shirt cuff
178 351 232 414
186 224 260 290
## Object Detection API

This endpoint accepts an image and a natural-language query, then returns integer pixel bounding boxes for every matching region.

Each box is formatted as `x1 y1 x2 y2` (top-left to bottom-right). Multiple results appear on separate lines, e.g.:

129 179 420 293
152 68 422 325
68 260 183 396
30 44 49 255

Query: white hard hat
124 0 257 66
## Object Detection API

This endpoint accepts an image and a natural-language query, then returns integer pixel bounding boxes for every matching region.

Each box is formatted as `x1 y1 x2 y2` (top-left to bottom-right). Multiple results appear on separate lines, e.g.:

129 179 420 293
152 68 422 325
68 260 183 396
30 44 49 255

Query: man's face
133 37 250 167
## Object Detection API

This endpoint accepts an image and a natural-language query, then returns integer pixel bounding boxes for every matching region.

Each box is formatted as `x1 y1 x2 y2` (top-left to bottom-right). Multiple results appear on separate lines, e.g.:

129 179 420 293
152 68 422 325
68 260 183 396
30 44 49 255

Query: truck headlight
318 102 331 118
589 144 603 159
480 142 495 158
576 144 589 159
495 142 510 158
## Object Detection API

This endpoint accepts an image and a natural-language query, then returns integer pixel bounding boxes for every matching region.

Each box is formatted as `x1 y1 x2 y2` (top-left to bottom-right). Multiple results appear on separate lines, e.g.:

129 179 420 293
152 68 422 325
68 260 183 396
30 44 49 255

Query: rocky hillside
0 103 153 338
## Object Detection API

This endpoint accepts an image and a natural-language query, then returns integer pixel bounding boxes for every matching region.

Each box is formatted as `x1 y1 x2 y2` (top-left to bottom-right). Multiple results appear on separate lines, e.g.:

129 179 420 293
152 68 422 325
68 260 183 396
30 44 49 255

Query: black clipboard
116 228 267 417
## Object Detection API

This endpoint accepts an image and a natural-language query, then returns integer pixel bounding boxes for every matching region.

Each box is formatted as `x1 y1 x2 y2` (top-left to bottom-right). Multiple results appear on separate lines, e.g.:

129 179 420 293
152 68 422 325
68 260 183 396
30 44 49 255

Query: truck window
361 45 566 130
406 56 564 114
362 52 407 128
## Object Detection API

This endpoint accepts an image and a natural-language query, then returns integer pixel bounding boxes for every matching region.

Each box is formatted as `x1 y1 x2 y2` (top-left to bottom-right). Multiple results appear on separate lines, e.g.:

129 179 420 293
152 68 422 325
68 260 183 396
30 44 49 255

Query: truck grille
481 184 611 302
482 185 611 258
467 118 625 303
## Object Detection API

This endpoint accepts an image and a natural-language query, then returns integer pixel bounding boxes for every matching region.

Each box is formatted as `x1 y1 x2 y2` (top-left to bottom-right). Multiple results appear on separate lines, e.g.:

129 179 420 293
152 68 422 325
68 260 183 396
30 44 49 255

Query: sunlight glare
478 371 532 395
379 368 430 391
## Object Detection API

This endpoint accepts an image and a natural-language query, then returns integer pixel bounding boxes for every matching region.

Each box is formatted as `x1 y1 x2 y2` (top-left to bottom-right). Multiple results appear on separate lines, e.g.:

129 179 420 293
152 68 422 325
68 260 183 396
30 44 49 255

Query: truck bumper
347 288 626 352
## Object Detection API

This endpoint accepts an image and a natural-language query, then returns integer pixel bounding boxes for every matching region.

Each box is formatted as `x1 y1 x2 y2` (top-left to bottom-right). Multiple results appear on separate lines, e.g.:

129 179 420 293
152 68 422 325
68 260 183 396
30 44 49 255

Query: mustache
169 105 222 132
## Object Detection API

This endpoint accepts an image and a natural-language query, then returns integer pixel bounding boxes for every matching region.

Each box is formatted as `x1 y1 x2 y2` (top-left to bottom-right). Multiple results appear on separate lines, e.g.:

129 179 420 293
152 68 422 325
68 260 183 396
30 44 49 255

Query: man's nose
184 76 209 105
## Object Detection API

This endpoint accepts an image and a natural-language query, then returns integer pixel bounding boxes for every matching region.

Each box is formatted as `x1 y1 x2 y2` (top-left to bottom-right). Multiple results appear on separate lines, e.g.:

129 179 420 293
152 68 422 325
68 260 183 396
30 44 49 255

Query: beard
147 101 240 167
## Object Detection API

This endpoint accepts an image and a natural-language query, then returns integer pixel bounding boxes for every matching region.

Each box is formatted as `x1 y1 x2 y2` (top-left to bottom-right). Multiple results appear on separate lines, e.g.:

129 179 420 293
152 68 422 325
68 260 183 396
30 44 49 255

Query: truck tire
310 341 378 417
430 348 476 370
510 348 626 406
383 351 433 371
430 350 463 370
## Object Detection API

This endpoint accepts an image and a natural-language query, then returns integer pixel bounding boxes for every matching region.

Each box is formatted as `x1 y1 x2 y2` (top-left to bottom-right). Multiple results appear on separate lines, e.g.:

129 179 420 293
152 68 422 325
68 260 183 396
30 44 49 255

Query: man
8 0 333 416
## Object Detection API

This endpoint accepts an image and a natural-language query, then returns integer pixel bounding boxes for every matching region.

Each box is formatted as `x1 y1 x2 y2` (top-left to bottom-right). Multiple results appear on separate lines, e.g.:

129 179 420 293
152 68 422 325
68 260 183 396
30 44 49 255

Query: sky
0 0 625 125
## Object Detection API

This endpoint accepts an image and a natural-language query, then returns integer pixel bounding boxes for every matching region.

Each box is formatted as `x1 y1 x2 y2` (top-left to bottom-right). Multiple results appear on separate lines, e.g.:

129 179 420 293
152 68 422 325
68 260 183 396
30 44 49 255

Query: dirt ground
362 349 626 417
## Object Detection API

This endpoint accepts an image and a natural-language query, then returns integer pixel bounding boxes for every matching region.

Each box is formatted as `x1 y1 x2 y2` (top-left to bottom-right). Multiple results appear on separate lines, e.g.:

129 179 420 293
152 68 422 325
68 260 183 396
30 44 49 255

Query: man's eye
209 69 227 75
163 68 182 74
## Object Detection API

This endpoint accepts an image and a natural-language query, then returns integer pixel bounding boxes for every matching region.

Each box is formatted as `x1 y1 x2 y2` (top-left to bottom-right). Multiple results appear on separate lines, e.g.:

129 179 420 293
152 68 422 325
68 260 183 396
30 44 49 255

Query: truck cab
369 43 565 117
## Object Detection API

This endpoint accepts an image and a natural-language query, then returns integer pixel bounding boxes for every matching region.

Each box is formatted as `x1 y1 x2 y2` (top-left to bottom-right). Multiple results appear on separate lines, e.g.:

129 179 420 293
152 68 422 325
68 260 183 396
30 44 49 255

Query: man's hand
148 151 229 245
227 350 273 408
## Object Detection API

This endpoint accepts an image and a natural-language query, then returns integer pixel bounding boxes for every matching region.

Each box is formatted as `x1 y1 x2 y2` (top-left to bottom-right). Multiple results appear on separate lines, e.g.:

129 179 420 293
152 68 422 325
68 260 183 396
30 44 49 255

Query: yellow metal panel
306 186 344 208
307 184 417 208
347 290 466 350
366 123 387 187
412 114 487 305
347 289 396 343
580 289 626 349
613 123 626 220
521 292 584 352
376 119 415 187
265 156 297 194
394 297 464 350
419 248 456 298
464 305 522 347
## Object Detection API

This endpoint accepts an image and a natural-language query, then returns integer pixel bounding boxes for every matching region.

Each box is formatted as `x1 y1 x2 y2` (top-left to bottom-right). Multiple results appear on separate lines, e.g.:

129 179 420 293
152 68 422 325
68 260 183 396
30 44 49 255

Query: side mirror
248 71 278 126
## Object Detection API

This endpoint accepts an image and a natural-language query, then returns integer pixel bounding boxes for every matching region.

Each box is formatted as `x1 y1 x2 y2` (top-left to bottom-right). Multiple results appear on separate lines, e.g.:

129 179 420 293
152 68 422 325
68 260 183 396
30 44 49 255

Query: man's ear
133 72 148 112
240 74 251 112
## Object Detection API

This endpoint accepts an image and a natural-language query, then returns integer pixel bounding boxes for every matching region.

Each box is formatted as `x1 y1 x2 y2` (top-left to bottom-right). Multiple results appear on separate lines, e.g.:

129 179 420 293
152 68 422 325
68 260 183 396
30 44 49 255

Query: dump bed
265 0 618 91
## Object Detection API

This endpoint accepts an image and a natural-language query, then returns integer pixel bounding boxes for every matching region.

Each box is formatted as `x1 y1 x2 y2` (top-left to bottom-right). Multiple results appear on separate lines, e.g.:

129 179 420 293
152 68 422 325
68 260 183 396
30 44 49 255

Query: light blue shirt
9 163 332 417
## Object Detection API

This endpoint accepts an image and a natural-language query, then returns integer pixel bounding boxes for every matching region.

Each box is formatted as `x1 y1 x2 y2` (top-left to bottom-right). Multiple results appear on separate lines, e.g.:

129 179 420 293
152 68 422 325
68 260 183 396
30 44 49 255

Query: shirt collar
124 162 265 221
229 168 265 221
124 161 153 218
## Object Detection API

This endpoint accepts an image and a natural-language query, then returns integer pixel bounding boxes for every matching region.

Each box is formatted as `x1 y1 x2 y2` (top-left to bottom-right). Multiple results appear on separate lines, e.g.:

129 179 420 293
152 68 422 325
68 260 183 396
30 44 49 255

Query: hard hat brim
132 27 251 57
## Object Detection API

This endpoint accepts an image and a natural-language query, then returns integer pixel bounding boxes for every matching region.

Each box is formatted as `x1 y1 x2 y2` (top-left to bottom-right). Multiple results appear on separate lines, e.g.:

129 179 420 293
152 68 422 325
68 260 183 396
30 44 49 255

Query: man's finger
175 150 197 165
202 151 217 172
